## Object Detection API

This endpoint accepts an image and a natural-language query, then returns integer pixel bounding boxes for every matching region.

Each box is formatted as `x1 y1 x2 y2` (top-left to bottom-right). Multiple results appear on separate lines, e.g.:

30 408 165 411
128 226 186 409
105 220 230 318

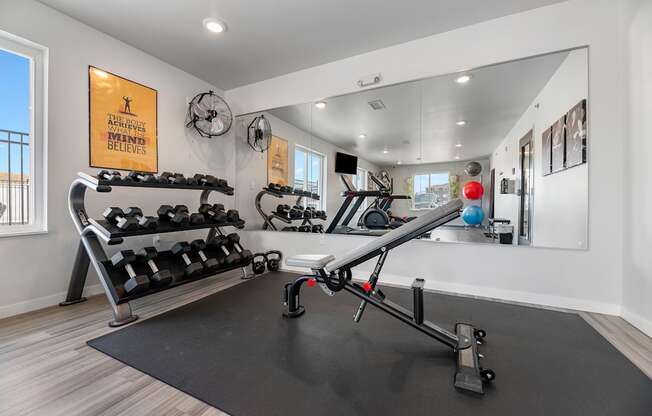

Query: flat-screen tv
335 152 358 174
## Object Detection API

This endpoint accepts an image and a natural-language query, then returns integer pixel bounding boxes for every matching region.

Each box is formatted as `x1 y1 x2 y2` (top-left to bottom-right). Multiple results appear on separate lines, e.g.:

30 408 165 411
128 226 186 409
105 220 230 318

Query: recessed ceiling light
358 133 366 139
203 18 227 33
455 143 463 148
397 161 402 165
456 74 471 84
455 155 461 160
315 101 327 109
383 148 389 154
456 120 467 126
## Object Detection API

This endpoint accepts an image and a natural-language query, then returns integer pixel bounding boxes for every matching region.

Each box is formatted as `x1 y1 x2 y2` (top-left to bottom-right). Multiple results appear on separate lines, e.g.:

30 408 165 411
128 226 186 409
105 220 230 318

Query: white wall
388 158 491 226
227 0 631 317
622 0 652 336
234 111 379 230
0 0 234 317
490 49 589 249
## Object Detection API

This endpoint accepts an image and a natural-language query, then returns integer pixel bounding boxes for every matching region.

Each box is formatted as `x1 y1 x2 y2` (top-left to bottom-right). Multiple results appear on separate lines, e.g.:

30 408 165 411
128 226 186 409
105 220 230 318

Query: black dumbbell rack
61 171 250 327
255 186 327 231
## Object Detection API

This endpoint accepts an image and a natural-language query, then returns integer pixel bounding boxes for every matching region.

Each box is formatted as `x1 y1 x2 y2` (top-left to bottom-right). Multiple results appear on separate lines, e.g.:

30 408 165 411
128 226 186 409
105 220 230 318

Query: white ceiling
38 0 565 90
268 51 570 167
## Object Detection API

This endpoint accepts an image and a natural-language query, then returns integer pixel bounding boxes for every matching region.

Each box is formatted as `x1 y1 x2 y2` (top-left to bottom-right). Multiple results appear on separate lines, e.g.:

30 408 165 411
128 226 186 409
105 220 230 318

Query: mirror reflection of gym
235 47 588 250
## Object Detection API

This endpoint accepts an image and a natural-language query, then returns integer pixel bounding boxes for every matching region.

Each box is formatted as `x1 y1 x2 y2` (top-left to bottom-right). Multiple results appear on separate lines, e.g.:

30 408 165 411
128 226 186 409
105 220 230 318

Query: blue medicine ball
462 205 485 225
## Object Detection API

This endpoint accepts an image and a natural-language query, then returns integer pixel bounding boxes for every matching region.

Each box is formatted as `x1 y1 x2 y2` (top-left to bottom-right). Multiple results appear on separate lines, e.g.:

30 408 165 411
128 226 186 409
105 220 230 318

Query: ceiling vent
368 99 386 110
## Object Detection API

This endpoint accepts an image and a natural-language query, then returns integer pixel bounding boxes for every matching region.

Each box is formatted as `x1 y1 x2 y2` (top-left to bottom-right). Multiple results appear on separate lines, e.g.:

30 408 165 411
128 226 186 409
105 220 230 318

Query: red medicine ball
463 181 484 200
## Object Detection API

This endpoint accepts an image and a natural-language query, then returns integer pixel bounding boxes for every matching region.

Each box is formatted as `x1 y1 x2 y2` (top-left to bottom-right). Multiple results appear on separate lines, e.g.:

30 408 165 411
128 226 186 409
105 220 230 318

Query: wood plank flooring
1 273 650 416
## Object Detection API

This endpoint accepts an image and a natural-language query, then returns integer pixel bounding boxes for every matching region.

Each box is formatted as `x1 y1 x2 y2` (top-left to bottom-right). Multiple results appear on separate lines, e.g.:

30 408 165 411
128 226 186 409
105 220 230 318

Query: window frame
411 171 451 211
293 144 326 210
0 30 48 237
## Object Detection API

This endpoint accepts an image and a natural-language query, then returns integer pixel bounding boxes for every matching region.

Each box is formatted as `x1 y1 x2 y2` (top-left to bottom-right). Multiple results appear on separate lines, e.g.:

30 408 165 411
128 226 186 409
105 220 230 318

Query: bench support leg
353 250 388 322
283 275 314 318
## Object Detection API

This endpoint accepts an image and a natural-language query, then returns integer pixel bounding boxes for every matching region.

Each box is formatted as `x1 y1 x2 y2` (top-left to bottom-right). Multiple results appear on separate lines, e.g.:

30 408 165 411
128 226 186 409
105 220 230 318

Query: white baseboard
281 266 621 315
0 284 104 320
621 308 652 338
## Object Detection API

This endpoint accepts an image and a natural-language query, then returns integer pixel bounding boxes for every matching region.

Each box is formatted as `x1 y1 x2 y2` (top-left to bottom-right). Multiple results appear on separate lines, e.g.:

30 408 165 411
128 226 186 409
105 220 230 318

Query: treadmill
326 174 410 236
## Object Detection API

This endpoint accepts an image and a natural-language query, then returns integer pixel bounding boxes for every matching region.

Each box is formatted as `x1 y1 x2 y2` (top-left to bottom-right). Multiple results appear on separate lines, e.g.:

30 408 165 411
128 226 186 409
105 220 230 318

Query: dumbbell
265 251 282 271
174 205 205 225
126 171 158 183
301 208 313 219
103 207 139 231
194 174 222 187
124 206 158 229
160 171 187 185
98 170 123 182
310 193 319 200
280 185 292 193
191 239 220 271
208 236 240 265
298 225 311 232
315 210 327 219
226 209 240 223
226 233 253 263
138 247 172 287
312 224 324 233
157 205 190 226
198 204 222 223
111 250 150 295
289 207 303 219
251 253 267 274
171 241 204 277
276 204 291 218
197 174 227 187
282 226 298 232
268 183 283 192
211 204 228 223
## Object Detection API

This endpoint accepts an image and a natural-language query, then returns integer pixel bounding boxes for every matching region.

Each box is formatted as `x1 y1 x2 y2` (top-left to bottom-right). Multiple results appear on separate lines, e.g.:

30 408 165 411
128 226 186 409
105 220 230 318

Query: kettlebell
265 250 283 272
252 253 267 274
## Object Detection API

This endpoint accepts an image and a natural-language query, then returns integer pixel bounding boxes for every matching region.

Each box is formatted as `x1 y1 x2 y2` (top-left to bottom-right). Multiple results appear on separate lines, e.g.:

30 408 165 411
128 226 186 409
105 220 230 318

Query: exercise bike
357 174 411 230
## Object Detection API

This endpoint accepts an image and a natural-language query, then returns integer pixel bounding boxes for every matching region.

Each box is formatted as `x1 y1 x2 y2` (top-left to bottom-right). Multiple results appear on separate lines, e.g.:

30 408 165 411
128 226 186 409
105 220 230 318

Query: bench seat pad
286 254 335 269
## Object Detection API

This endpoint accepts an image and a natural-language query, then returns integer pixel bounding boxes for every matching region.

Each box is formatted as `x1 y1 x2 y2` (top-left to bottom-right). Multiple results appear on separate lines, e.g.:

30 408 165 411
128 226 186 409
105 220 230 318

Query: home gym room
0 0 650 415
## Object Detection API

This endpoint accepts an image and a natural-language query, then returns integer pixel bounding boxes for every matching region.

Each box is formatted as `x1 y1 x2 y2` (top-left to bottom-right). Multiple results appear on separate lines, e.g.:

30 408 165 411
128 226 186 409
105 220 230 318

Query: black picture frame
565 99 587 168
550 116 566 173
542 126 552 176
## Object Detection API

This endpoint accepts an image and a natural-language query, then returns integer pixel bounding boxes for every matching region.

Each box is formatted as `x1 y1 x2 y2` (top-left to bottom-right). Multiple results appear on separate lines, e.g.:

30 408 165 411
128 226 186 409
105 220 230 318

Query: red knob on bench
362 282 372 293
307 278 316 287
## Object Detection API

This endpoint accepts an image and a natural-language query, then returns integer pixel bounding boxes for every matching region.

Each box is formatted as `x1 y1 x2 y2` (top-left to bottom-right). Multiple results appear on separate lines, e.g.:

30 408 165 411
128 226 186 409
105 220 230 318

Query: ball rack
255 186 327 231
61 171 249 327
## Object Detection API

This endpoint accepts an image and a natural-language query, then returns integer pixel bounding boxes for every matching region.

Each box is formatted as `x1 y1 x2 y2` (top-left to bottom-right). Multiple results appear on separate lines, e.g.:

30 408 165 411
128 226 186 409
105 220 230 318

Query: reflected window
293 145 325 210
352 167 368 211
412 172 450 210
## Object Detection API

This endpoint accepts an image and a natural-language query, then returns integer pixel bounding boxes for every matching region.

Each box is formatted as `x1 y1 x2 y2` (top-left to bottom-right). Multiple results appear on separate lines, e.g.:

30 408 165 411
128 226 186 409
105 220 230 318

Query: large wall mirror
235 47 589 250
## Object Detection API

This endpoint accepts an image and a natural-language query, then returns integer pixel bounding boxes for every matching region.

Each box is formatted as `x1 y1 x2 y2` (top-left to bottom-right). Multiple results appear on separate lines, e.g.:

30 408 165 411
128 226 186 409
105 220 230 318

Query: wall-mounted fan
186 90 232 138
247 115 272 152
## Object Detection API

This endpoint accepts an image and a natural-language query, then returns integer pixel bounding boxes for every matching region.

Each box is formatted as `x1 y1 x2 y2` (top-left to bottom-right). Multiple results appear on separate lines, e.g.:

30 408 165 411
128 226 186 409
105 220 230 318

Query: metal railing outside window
0 129 30 225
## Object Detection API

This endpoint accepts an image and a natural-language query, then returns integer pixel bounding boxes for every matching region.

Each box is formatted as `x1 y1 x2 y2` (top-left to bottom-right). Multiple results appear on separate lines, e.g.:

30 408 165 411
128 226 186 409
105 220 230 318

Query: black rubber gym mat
88 272 652 416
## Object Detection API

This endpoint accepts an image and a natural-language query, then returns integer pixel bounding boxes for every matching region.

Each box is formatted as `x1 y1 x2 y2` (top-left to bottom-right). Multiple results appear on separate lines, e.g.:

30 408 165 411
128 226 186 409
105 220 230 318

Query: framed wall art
565 99 587 168
550 116 566 173
267 135 289 185
89 66 158 172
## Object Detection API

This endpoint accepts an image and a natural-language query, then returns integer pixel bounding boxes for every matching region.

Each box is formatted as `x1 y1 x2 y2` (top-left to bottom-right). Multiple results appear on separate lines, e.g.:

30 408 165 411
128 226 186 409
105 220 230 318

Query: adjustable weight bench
282 199 495 394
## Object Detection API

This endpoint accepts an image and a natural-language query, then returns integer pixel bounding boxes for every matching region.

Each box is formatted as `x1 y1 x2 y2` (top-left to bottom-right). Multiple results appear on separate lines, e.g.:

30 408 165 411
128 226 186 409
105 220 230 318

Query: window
293 145 326 210
412 172 451 210
0 31 47 235
352 167 368 211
